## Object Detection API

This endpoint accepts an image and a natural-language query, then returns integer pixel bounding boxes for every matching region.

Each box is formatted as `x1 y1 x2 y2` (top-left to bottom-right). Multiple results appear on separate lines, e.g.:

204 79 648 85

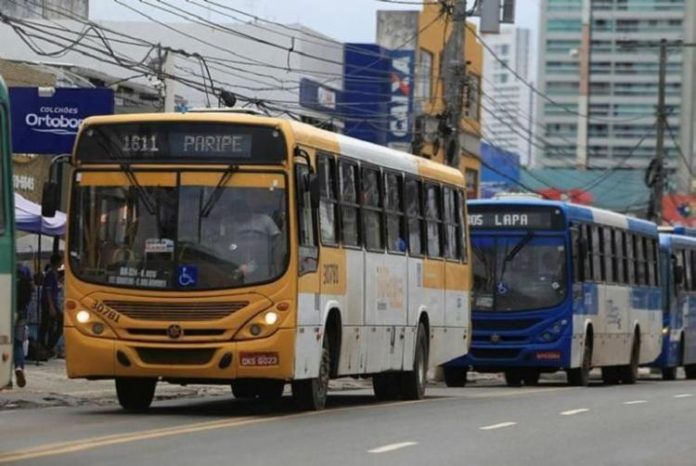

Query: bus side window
424 183 442 258
636 236 646 286
626 234 636 285
361 166 384 251
456 190 468 262
295 163 318 275
571 227 582 282
384 172 406 253
614 230 625 285
583 224 592 280
405 177 424 256
0 104 5 235
317 154 338 246
603 228 614 284
339 160 360 247
592 226 603 282
691 250 696 290
646 239 656 287
684 250 693 291
442 187 458 260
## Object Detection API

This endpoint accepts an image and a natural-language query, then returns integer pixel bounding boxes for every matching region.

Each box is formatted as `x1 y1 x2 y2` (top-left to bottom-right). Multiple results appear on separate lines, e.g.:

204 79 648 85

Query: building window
465 168 478 199
416 48 434 103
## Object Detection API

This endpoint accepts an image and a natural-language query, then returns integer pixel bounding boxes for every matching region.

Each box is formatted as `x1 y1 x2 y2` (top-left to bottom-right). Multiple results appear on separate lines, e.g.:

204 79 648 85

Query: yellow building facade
412 6 483 198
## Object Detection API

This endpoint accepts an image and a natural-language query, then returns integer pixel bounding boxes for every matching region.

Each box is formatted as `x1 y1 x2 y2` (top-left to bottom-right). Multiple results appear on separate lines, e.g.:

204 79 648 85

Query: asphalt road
1 375 696 466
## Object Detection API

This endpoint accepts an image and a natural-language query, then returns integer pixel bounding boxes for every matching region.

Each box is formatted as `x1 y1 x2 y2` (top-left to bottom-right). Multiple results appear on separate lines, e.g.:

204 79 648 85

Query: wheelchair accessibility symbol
497 281 509 295
177 265 198 287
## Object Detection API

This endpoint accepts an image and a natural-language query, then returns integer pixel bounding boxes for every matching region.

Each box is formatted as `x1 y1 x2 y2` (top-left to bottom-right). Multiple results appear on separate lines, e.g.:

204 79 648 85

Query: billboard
299 78 341 115
386 50 415 147
9 87 114 154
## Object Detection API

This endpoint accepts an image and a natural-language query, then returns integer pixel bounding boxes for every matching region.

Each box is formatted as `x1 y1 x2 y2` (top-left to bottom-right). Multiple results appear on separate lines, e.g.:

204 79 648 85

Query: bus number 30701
92 301 121 323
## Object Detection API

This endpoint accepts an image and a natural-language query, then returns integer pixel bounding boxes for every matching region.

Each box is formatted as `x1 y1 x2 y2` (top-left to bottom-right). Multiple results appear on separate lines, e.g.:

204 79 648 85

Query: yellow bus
56 111 472 410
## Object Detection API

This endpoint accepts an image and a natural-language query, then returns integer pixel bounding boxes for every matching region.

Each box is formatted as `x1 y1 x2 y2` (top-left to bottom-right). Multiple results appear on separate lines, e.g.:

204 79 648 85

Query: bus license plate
240 352 279 367
536 351 561 360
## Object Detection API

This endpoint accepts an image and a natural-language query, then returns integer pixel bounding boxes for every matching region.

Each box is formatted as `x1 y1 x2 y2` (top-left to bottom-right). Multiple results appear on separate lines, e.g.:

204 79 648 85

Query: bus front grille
104 301 249 321
127 328 226 337
135 348 216 365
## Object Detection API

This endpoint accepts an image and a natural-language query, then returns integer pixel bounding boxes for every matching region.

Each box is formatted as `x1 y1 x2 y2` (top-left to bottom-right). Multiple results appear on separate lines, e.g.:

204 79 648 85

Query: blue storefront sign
386 50 415 146
9 87 114 154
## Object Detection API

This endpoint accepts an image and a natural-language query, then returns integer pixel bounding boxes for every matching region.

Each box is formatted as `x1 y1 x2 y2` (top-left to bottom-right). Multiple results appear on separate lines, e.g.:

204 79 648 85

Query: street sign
9 87 114 154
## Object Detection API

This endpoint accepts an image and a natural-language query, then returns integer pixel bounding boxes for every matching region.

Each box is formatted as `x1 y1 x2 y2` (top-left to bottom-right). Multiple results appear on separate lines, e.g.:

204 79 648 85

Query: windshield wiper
499 231 535 285
93 129 156 215
200 165 239 218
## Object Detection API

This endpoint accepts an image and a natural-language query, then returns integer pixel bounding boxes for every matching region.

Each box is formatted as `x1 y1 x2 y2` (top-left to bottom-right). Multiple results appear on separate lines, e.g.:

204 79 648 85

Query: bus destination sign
468 207 565 230
76 122 286 164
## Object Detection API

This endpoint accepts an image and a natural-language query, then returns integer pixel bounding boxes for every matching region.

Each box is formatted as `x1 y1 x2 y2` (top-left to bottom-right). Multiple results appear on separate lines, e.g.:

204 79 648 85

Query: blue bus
443 199 662 387
650 230 696 380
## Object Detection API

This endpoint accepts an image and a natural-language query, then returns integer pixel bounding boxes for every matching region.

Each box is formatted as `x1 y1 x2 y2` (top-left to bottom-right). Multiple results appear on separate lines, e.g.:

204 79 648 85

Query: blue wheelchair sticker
177 265 198 287
497 281 509 295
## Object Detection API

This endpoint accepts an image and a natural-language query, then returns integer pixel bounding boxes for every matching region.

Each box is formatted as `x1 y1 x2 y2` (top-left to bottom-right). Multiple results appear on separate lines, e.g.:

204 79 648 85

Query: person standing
14 263 33 387
39 254 62 355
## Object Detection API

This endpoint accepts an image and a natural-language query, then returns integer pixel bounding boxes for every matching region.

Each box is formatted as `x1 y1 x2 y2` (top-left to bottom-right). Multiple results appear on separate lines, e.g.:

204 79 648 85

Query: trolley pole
653 39 667 224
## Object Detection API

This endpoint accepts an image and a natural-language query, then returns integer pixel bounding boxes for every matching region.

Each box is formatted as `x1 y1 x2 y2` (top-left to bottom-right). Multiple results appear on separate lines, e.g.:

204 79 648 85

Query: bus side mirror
41 181 59 218
308 174 320 210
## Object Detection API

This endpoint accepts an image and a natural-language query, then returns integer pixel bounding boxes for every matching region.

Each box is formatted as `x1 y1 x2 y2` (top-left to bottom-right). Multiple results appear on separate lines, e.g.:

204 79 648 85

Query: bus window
582 224 592 280
571 227 582 282
691 250 696 290
456 190 468 262
424 183 442 258
614 230 625 284
636 236 646 285
684 250 693 291
442 187 458 260
405 177 424 256
646 239 655 286
592 226 603 282
339 160 360 247
603 228 614 283
318 154 338 246
295 164 318 274
384 172 405 253
626 234 636 285
361 167 383 251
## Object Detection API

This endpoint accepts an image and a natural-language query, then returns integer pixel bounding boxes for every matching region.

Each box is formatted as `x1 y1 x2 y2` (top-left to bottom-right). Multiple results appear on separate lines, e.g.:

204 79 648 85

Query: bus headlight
662 327 670 336
537 319 569 343
234 310 284 341
76 310 91 323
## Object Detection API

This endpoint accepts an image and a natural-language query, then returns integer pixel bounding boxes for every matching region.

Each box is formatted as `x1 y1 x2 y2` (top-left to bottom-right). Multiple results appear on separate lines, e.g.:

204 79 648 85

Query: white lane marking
479 422 517 431
368 442 418 454
674 394 693 399
560 408 590 416
623 400 647 405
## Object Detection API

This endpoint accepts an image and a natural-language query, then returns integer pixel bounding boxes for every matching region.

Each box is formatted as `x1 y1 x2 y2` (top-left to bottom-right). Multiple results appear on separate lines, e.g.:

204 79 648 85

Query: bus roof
468 198 657 236
79 112 465 187
660 232 696 249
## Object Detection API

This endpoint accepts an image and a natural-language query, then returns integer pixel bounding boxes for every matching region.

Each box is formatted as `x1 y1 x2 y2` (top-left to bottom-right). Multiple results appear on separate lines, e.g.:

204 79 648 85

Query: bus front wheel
292 334 331 411
619 333 640 384
115 377 156 411
567 336 592 387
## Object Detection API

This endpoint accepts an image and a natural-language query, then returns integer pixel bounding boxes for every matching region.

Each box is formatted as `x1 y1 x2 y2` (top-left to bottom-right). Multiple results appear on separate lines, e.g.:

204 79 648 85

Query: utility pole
575 0 591 170
442 0 468 168
653 39 668 224
163 50 176 112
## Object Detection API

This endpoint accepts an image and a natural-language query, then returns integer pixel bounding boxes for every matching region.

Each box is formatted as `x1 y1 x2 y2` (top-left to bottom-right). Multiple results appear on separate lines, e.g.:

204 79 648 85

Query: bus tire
257 380 285 400
115 377 156 411
522 369 540 386
292 334 331 411
504 370 523 387
662 367 678 381
601 367 620 385
399 323 428 400
372 373 401 400
231 380 257 399
443 367 468 387
567 335 592 387
620 333 640 385
685 364 696 379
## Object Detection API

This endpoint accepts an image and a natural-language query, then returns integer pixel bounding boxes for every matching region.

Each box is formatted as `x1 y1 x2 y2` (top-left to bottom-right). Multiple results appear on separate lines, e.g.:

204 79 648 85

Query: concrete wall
0 0 88 19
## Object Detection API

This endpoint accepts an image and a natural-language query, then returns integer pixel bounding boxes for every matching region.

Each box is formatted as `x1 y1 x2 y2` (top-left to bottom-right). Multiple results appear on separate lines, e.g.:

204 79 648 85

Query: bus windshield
69 172 288 291
472 235 568 311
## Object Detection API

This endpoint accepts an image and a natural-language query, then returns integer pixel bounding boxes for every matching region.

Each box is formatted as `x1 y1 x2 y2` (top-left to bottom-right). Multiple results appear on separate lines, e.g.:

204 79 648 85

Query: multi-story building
536 0 696 192
481 26 532 165
347 5 484 197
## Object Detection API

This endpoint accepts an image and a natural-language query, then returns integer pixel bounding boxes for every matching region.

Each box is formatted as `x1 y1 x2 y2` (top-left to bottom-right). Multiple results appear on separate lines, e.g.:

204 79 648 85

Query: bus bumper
444 335 572 372
64 327 296 381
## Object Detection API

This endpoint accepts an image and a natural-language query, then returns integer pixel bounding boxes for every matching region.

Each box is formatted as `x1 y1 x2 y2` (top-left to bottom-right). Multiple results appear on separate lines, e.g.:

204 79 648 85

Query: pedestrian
14 263 33 387
39 254 62 356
